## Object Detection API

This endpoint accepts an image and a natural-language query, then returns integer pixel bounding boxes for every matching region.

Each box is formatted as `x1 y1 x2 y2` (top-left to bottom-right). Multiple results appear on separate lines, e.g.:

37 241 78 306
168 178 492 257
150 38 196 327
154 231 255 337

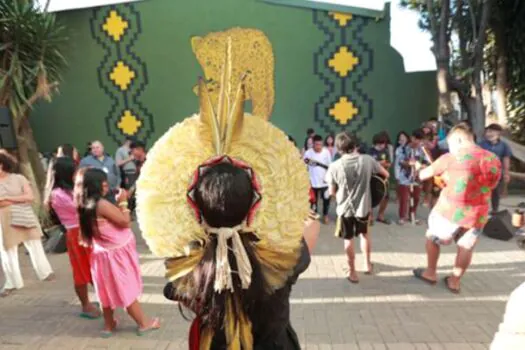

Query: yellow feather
225 296 241 350
198 78 222 155
223 73 246 154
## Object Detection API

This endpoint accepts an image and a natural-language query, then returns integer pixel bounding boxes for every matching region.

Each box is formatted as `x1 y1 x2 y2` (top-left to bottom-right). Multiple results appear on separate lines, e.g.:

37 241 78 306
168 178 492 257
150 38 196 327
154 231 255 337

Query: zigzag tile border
313 10 374 135
89 3 154 145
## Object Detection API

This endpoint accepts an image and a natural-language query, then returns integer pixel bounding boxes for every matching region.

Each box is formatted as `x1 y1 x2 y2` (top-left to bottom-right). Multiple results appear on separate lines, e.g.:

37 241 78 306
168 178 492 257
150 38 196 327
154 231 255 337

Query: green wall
31 0 436 154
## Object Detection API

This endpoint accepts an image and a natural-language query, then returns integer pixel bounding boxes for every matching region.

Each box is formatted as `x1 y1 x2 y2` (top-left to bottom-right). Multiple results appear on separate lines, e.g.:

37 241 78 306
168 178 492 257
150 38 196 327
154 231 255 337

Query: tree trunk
14 116 46 217
437 62 454 116
494 20 508 125
467 96 486 141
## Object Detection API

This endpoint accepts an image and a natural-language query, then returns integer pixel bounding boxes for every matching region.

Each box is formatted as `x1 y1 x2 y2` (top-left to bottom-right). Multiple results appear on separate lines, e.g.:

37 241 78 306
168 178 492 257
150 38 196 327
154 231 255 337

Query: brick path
1 196 524 349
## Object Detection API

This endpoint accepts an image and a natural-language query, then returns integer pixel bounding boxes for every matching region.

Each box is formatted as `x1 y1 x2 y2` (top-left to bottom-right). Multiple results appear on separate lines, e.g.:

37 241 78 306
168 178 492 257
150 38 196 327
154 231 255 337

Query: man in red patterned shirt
413 123 502 293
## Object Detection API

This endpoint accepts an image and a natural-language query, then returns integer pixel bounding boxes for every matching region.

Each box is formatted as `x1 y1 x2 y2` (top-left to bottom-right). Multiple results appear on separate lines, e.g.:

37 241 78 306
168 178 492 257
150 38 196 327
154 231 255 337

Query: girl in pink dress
74 168 160 337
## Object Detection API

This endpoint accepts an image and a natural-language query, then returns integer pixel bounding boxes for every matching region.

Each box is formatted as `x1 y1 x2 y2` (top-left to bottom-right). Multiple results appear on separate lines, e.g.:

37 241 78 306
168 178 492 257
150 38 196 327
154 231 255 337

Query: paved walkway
1 196 524 350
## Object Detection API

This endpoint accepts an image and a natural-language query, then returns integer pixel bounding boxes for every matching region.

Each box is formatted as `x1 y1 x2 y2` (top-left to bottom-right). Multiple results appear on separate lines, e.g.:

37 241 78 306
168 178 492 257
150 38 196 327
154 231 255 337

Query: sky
37 0 436 73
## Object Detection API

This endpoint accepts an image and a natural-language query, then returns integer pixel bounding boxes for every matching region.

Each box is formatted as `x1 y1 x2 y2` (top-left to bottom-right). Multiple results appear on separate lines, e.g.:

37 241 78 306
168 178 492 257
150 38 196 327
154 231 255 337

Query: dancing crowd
0 114 521 348
301 120 512 226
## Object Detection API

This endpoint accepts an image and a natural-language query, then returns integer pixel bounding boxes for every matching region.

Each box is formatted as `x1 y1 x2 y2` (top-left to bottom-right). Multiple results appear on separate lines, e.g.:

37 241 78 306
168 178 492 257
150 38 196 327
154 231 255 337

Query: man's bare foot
444 276 461 294
347 271 359 284
322 216 329 225
363 263 374 275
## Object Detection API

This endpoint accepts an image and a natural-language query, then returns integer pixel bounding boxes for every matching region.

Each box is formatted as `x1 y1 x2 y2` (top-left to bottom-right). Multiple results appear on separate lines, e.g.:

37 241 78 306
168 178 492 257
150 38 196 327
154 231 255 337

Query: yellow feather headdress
136 37 310 350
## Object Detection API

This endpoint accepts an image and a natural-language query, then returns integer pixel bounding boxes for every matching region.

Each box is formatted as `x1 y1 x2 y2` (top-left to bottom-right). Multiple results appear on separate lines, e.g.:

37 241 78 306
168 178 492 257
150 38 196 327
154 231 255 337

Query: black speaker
483 210 517 241
0 108 17 149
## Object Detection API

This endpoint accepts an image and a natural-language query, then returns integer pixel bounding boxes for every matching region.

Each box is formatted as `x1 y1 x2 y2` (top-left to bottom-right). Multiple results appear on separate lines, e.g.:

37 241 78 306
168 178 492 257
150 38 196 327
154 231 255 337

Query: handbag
10 203 39 228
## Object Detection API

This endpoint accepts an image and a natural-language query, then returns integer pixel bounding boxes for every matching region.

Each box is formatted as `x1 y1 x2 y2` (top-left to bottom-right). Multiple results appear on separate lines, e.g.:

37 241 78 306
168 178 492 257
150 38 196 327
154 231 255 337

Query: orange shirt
431 145 502 229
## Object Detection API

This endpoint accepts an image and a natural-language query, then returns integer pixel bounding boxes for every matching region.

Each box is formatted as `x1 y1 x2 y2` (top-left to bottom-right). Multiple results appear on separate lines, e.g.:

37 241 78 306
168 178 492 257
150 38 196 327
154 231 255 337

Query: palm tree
0 0 68 208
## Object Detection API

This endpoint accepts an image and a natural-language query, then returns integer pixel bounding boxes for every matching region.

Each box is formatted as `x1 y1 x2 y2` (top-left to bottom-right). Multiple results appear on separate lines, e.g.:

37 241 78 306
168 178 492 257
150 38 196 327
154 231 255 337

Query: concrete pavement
1 196 524 349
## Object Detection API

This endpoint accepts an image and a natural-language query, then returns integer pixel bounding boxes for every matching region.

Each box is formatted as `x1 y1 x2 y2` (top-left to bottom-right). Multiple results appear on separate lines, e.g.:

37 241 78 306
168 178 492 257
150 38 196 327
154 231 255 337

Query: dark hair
324 134 335 147
130 140 146 150
306 128 314 135
58 144 75 158
84 142 92 157
372 133 388 145
395 131 410 148
378 131 391 145
303 136 313 150
53 157 76 191
486 123 503 132
194 163 253 228
412 129 424 140
312 135 323 143
173 162 281 340
76 168 107 241
335 132 355 154
0 150 17 173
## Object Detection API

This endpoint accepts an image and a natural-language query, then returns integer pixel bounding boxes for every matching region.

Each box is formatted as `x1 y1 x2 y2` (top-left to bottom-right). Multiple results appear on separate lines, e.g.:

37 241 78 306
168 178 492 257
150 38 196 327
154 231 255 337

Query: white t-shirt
304 148 332 189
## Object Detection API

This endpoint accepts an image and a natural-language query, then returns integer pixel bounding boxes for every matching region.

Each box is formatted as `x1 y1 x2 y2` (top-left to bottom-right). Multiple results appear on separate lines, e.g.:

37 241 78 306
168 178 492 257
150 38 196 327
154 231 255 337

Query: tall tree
0 0 68 209
401 0 493 139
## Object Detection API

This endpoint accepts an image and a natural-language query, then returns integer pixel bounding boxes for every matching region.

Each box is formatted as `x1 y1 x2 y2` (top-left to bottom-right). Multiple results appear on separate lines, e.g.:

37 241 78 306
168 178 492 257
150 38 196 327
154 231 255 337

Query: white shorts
426 210 483 250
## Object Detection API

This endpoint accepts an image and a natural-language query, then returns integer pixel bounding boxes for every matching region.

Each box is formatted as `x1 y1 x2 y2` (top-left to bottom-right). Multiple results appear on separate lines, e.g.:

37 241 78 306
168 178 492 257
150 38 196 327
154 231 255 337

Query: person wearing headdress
136 41 320 349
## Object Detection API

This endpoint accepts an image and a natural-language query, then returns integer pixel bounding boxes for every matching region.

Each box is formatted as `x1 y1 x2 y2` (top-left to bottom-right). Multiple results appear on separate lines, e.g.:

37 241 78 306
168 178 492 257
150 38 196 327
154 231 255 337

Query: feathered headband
136 37 310 350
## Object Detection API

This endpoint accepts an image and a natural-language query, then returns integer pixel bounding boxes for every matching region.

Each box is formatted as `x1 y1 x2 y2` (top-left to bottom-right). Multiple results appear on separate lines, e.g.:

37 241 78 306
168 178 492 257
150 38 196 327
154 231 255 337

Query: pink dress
90 220 142 309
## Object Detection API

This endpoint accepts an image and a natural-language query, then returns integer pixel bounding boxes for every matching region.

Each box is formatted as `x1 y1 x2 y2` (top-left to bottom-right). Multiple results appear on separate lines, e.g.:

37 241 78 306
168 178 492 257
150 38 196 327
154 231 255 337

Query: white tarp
36 0 143 12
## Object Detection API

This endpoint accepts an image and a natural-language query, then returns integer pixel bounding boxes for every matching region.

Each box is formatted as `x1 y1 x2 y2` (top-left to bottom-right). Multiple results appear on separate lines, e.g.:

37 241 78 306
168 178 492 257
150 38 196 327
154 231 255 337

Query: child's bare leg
102 308 116 331
126 300 148 328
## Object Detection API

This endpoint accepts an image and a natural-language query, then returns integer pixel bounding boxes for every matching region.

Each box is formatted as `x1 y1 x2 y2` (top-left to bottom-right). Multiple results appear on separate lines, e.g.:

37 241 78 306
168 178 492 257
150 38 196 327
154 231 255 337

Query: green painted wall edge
259 0 385 18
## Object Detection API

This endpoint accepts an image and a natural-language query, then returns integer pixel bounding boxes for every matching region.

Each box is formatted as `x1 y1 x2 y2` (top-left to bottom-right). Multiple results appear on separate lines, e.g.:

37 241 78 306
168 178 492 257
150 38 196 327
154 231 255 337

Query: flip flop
80 302 101 319
80 310 101 319
444 276 461 294
137 317 161 336
376 218 392 225
346 276 359 284
412 268 437 285
364 263 374 275
100 318 119 338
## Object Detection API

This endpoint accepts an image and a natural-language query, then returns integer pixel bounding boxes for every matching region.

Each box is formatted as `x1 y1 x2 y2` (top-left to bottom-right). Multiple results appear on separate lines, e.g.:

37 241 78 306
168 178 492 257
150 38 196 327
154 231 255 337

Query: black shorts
335 215 370 240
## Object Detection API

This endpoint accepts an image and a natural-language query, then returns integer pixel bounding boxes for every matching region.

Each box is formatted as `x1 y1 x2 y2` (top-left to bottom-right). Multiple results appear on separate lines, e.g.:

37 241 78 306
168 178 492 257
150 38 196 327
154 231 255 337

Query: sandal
100 319 119 338
80 308 102 320
376 218 392 225
444 276 461 294
137 317 161 336
346 276 359 284
412 268 437 285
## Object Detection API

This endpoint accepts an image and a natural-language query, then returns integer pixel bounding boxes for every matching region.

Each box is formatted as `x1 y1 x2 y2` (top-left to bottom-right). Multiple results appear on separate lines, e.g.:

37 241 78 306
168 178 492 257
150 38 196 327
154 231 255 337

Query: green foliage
0 0 68 120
